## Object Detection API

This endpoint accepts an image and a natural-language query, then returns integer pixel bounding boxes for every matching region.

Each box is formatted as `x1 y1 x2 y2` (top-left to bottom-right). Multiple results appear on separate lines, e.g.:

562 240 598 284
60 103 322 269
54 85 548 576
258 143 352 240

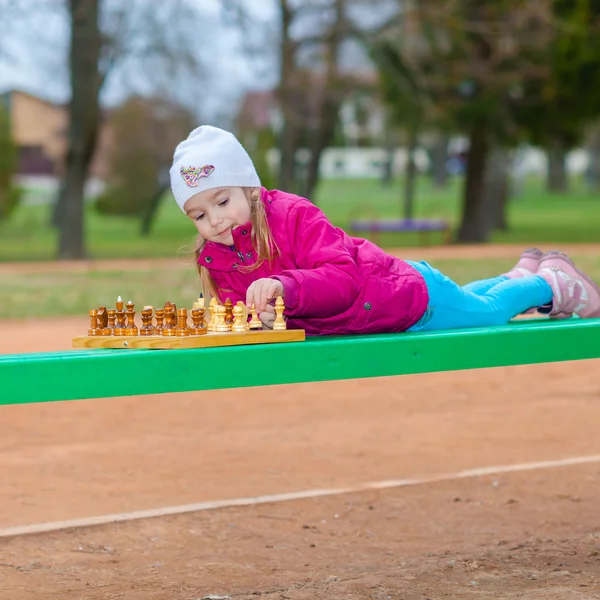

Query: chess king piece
273 296 287 330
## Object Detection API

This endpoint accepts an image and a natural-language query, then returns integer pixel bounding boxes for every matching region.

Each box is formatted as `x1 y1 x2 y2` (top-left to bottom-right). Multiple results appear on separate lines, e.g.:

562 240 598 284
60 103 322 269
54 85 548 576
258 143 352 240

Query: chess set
72 296 305 350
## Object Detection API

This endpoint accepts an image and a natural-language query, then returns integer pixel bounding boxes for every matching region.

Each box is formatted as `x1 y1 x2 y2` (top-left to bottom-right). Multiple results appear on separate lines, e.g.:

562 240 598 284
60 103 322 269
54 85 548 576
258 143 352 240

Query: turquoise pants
407 260 553 332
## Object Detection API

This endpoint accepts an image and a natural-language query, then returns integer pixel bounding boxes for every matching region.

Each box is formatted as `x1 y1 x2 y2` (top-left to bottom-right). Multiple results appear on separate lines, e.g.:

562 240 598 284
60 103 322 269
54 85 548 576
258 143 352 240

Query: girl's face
183 186 251 246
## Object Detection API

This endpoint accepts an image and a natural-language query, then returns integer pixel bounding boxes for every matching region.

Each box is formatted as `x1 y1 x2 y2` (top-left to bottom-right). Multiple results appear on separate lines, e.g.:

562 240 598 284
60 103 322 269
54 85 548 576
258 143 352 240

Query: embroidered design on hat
180 165 215 187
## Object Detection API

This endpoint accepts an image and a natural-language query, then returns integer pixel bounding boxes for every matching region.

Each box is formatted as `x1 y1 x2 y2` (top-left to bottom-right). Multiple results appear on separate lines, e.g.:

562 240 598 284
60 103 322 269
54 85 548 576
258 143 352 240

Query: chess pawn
231 305 247 332
248 303 262 330
125 301 138 336
140 306 154 336
106 309 117 335
190 307 207 335
215 305 230 332
88 309 100 336
273 296 287 330
154 308 165 334
176 308 190 336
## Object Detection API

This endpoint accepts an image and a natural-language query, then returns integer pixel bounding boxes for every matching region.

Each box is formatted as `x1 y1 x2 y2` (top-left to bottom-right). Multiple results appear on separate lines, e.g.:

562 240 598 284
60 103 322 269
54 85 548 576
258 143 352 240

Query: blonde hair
194 187 279 302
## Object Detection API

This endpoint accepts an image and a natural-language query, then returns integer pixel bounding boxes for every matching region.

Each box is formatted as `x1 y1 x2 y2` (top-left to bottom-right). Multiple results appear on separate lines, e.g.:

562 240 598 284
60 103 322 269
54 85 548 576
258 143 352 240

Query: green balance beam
1 318 599 406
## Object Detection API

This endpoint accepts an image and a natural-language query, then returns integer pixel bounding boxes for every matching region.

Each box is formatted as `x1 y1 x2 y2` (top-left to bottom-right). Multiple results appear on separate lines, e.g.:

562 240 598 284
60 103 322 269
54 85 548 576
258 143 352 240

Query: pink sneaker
536 251 600 318
503 247 543 279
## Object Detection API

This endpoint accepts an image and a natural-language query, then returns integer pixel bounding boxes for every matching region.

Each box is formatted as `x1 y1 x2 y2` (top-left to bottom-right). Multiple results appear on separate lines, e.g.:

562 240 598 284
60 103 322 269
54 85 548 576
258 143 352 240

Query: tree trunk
403 127 418 220
485 147 510 231
56 0 102 259
546 138 568 193
456 125 491 243
585 128 600 192
381 132 394 187
431 134 449 188
277 0 298 193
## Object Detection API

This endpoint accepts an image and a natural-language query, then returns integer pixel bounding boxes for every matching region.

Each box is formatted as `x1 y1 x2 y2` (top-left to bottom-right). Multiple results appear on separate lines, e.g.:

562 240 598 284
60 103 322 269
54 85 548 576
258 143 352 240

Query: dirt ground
1 246 600 599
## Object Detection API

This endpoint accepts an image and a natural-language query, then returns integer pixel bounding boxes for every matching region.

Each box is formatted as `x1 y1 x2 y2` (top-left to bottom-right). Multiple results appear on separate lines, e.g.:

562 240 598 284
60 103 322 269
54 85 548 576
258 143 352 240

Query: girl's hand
259 304 275 329
246 278 284 313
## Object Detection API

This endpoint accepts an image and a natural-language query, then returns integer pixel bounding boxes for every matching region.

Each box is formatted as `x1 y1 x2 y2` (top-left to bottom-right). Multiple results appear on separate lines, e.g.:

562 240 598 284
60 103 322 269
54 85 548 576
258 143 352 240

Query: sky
0 0 376 124
0 0 280 123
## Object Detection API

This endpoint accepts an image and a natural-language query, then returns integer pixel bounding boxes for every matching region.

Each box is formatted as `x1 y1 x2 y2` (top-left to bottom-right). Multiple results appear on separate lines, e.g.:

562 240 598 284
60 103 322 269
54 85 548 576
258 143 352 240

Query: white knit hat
170 125 261 212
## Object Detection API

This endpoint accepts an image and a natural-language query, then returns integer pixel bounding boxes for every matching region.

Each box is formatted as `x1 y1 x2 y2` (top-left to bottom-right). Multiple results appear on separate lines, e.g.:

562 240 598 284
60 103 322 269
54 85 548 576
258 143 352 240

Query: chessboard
72 296 305 350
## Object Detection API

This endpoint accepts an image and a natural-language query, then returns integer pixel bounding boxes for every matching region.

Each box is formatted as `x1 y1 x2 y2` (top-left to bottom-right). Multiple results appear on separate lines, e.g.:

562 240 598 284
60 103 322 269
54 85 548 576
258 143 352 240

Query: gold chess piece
231 305 247 332
215 305 230 332
248 303 262 330
207 297 219 332
273 296 286 330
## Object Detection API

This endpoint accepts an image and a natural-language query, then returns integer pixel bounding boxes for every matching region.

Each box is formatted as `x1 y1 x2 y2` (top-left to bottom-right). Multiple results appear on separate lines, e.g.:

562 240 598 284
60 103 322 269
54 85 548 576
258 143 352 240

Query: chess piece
107 309 117 334
231 305 247 332
162 302 177 336
88 309 100 336
207 297 219 332
236 301 250 331
154 308 165 334
248 303 262 330
176 308 190 336
190 307 207 335
113 296 126 336
96 306 111 336
140 306 154 336
224 298 234 330
125 301 138 336
215 305 230 332
273 296 286 330
193 297 207 327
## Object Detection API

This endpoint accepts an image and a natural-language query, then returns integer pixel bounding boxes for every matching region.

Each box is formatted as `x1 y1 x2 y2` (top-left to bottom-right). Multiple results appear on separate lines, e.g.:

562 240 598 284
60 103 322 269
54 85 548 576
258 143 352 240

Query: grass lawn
0 175 599 263
2 254 600 320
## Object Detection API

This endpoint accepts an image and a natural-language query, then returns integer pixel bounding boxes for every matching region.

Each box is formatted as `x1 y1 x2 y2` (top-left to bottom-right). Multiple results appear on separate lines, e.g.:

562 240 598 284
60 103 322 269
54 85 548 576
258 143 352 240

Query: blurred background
1 0 600 318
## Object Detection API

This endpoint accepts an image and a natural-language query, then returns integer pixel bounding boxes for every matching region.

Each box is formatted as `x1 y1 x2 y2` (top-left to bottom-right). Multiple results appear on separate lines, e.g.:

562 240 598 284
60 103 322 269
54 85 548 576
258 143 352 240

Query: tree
0 103 21 221
55 0 102 259
51 0 208 258
94 95 196 235
514 0 600 193
372 0 554 242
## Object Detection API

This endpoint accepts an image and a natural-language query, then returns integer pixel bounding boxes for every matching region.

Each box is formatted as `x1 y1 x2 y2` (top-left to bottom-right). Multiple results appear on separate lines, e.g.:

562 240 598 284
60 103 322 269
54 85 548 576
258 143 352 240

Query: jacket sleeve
272 201 361 318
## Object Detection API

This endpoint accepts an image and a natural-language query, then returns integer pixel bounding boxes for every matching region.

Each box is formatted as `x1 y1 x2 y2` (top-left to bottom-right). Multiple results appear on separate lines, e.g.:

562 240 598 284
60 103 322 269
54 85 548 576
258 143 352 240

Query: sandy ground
1 246 600 599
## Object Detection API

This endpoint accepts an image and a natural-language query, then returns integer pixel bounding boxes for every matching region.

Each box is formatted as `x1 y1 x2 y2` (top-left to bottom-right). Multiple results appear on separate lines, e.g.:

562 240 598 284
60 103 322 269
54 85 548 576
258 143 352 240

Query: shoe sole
539 252 600 318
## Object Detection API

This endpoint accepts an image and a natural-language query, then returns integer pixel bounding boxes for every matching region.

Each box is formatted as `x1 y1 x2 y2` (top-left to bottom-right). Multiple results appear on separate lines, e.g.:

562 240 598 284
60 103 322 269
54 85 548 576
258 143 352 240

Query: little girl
170 125 600 335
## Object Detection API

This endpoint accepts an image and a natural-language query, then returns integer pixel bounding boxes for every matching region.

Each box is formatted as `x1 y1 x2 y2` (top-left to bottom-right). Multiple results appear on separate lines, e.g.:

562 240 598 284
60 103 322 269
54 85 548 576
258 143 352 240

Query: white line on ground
2 454 599 539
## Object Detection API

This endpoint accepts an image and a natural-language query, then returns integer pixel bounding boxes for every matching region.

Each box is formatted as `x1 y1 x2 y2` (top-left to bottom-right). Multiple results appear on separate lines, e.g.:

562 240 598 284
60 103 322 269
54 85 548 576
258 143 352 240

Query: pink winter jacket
197 188 429 335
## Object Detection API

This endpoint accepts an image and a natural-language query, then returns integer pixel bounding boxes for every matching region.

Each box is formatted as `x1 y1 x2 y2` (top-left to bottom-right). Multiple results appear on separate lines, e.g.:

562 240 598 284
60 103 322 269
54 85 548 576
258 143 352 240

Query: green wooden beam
1 318 599 406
